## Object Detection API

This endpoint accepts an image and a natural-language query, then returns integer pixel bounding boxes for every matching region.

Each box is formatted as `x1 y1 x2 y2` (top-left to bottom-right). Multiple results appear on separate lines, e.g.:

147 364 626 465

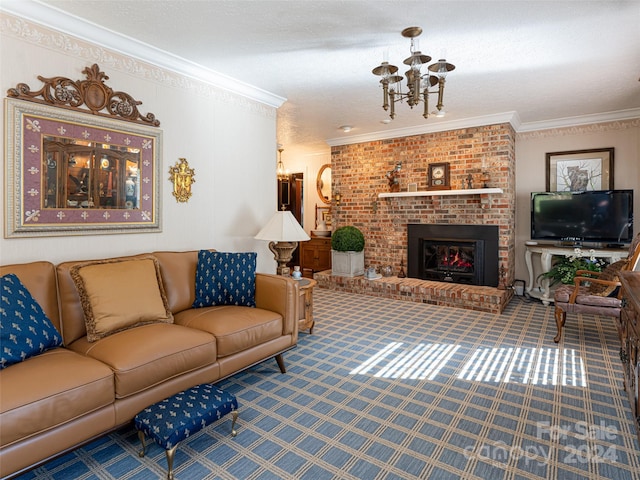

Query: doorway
277 172 304 266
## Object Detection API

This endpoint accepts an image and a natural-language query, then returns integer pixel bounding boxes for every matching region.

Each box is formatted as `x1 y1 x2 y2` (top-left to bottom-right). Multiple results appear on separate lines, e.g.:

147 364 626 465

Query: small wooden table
296 278 317 334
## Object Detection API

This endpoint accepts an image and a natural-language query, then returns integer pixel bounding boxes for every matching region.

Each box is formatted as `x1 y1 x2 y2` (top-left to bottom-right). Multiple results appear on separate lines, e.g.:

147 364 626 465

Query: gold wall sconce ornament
169 158 195 203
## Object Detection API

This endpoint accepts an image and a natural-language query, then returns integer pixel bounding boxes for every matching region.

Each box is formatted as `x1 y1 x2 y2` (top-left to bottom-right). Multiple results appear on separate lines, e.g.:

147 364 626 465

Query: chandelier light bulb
438 60 449 77
411 38 420 54
410 55 422 71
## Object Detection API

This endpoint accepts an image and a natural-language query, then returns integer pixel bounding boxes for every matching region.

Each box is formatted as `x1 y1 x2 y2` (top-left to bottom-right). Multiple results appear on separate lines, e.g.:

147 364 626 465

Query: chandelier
276 147 288 181
372 27 455 119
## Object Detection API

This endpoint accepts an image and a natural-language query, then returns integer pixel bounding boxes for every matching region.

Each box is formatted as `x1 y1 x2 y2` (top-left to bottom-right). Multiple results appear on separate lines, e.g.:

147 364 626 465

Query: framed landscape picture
545 148 614 192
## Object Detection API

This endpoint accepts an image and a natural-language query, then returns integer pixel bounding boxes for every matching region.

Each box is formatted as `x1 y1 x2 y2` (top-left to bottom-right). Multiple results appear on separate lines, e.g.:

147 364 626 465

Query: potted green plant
540 247 606 285
331 226 365 277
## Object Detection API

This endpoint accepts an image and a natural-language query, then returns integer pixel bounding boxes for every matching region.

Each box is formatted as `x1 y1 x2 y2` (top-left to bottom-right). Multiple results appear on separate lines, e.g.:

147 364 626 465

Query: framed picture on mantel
545 148 614 192
427 162 451 190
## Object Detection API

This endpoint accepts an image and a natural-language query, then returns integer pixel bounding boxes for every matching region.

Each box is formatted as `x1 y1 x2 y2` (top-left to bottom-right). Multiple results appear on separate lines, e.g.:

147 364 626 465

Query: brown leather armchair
553 235 640 343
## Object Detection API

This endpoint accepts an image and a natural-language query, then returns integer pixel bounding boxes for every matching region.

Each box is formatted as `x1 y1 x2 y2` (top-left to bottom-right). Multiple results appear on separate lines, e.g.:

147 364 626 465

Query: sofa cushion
0 274 63 369
174 305 283 357
587 259 627 296
153 250 200 313
0 261 61 334
0 348 114 447
71 257 173 342
67 323 217 399
193 251 256 308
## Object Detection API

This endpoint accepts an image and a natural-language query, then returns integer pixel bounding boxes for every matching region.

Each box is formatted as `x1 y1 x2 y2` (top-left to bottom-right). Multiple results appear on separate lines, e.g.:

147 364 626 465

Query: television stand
524 244 628 305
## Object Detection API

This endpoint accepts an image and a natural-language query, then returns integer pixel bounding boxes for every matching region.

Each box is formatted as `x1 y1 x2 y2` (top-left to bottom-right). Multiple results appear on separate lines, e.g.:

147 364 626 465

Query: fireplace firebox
421 238 484 285
408 224 499 287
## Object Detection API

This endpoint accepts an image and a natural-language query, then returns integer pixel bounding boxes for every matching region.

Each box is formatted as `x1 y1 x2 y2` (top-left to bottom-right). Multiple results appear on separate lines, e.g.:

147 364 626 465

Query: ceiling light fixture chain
372 27 455 120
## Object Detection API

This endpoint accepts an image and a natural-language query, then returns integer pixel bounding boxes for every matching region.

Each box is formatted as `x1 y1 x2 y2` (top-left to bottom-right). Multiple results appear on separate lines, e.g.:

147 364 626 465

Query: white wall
0 13 279 273
514 120 640 284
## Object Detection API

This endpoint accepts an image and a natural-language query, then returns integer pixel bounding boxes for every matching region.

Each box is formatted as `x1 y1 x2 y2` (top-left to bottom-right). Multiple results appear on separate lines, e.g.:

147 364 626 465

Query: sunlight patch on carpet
458 347 586 387
349 342 461 380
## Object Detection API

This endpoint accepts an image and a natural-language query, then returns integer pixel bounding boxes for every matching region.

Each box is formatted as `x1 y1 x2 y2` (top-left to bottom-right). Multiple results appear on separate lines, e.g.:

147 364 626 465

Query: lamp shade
255 210 310 242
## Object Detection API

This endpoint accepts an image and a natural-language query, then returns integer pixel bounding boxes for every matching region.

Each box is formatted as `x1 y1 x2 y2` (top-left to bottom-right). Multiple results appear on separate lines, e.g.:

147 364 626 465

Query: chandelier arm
422 89 429 119
390 90 396 119
412 76 420 105
382 82 389 111
436 78 446 111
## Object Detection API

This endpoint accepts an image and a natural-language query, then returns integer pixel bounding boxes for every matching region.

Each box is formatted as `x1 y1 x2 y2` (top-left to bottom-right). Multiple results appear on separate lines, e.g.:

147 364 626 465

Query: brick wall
330 122 516 285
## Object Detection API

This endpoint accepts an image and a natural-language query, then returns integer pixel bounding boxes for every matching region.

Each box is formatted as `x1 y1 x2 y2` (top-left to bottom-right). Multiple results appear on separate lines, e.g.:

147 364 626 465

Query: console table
524 244 627 305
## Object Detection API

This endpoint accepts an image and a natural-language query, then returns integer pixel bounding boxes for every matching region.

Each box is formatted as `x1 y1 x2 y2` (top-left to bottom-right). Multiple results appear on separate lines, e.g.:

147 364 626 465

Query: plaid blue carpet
15 289 640 479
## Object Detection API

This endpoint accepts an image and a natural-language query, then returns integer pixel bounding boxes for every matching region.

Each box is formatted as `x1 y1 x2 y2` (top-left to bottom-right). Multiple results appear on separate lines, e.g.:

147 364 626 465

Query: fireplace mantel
378 187 503 198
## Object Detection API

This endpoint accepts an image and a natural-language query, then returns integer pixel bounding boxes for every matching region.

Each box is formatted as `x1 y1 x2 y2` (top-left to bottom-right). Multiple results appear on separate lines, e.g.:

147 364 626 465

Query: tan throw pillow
587 259 627 297
71 257 173 342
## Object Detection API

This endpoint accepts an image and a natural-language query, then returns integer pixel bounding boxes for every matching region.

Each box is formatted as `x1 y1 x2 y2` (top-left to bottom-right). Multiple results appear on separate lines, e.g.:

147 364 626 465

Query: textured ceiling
6 1 640 155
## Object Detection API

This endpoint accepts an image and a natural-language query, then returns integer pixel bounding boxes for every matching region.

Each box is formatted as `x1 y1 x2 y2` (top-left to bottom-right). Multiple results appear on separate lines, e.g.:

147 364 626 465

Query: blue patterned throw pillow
193 251 257 308
0 274 63 369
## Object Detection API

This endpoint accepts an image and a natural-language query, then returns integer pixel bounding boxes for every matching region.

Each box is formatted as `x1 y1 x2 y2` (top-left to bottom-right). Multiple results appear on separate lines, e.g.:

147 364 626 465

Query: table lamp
255 210 310 275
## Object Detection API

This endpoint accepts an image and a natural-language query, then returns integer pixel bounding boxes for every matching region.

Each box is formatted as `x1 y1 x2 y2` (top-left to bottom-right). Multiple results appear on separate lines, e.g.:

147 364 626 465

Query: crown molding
0 0 286 109
517 108 640 132
327 107 640 147
326 112 519 147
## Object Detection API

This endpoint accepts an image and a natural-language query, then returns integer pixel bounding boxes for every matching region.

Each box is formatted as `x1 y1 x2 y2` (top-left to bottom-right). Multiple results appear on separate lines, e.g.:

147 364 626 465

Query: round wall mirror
316 164 331 204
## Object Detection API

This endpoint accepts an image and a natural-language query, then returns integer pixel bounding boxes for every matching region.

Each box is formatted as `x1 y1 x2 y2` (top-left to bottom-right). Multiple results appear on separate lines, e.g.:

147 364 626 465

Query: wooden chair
553 235 640 343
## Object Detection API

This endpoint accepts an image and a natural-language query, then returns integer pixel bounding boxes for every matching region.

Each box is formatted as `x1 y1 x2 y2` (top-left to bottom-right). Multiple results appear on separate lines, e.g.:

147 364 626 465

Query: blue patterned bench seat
134 384 238 479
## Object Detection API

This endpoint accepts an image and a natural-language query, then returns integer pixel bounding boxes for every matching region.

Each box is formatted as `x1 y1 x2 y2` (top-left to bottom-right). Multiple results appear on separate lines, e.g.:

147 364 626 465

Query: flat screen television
531 189 634 245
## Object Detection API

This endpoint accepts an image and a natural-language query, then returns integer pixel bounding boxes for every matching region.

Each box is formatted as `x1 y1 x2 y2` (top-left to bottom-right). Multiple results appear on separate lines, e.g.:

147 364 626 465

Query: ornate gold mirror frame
316 164 331 204
4 64 162 237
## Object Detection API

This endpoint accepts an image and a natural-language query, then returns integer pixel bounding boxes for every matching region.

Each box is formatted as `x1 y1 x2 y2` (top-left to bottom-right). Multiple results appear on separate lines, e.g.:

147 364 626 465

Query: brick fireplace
315 122 516 313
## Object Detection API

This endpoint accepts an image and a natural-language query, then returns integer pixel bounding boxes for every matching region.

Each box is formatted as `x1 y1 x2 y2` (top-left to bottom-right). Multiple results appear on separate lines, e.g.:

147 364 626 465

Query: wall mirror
317 164 331 204
43 135 142 210
4 65 161 237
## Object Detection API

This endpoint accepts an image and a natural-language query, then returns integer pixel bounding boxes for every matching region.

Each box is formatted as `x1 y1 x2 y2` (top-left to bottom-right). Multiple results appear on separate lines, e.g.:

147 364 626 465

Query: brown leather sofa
0 250 298 479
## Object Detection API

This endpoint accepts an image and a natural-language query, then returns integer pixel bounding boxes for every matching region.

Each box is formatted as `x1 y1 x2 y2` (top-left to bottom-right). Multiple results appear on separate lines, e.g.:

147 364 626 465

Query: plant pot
331 250 365 277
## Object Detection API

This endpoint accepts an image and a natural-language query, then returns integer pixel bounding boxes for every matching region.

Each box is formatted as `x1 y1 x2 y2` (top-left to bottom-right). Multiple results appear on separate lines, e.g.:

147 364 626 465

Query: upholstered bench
134 384 238 479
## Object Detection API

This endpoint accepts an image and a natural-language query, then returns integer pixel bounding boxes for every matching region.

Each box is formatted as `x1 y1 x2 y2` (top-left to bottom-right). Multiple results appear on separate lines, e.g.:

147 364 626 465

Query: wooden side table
296 278 317 334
